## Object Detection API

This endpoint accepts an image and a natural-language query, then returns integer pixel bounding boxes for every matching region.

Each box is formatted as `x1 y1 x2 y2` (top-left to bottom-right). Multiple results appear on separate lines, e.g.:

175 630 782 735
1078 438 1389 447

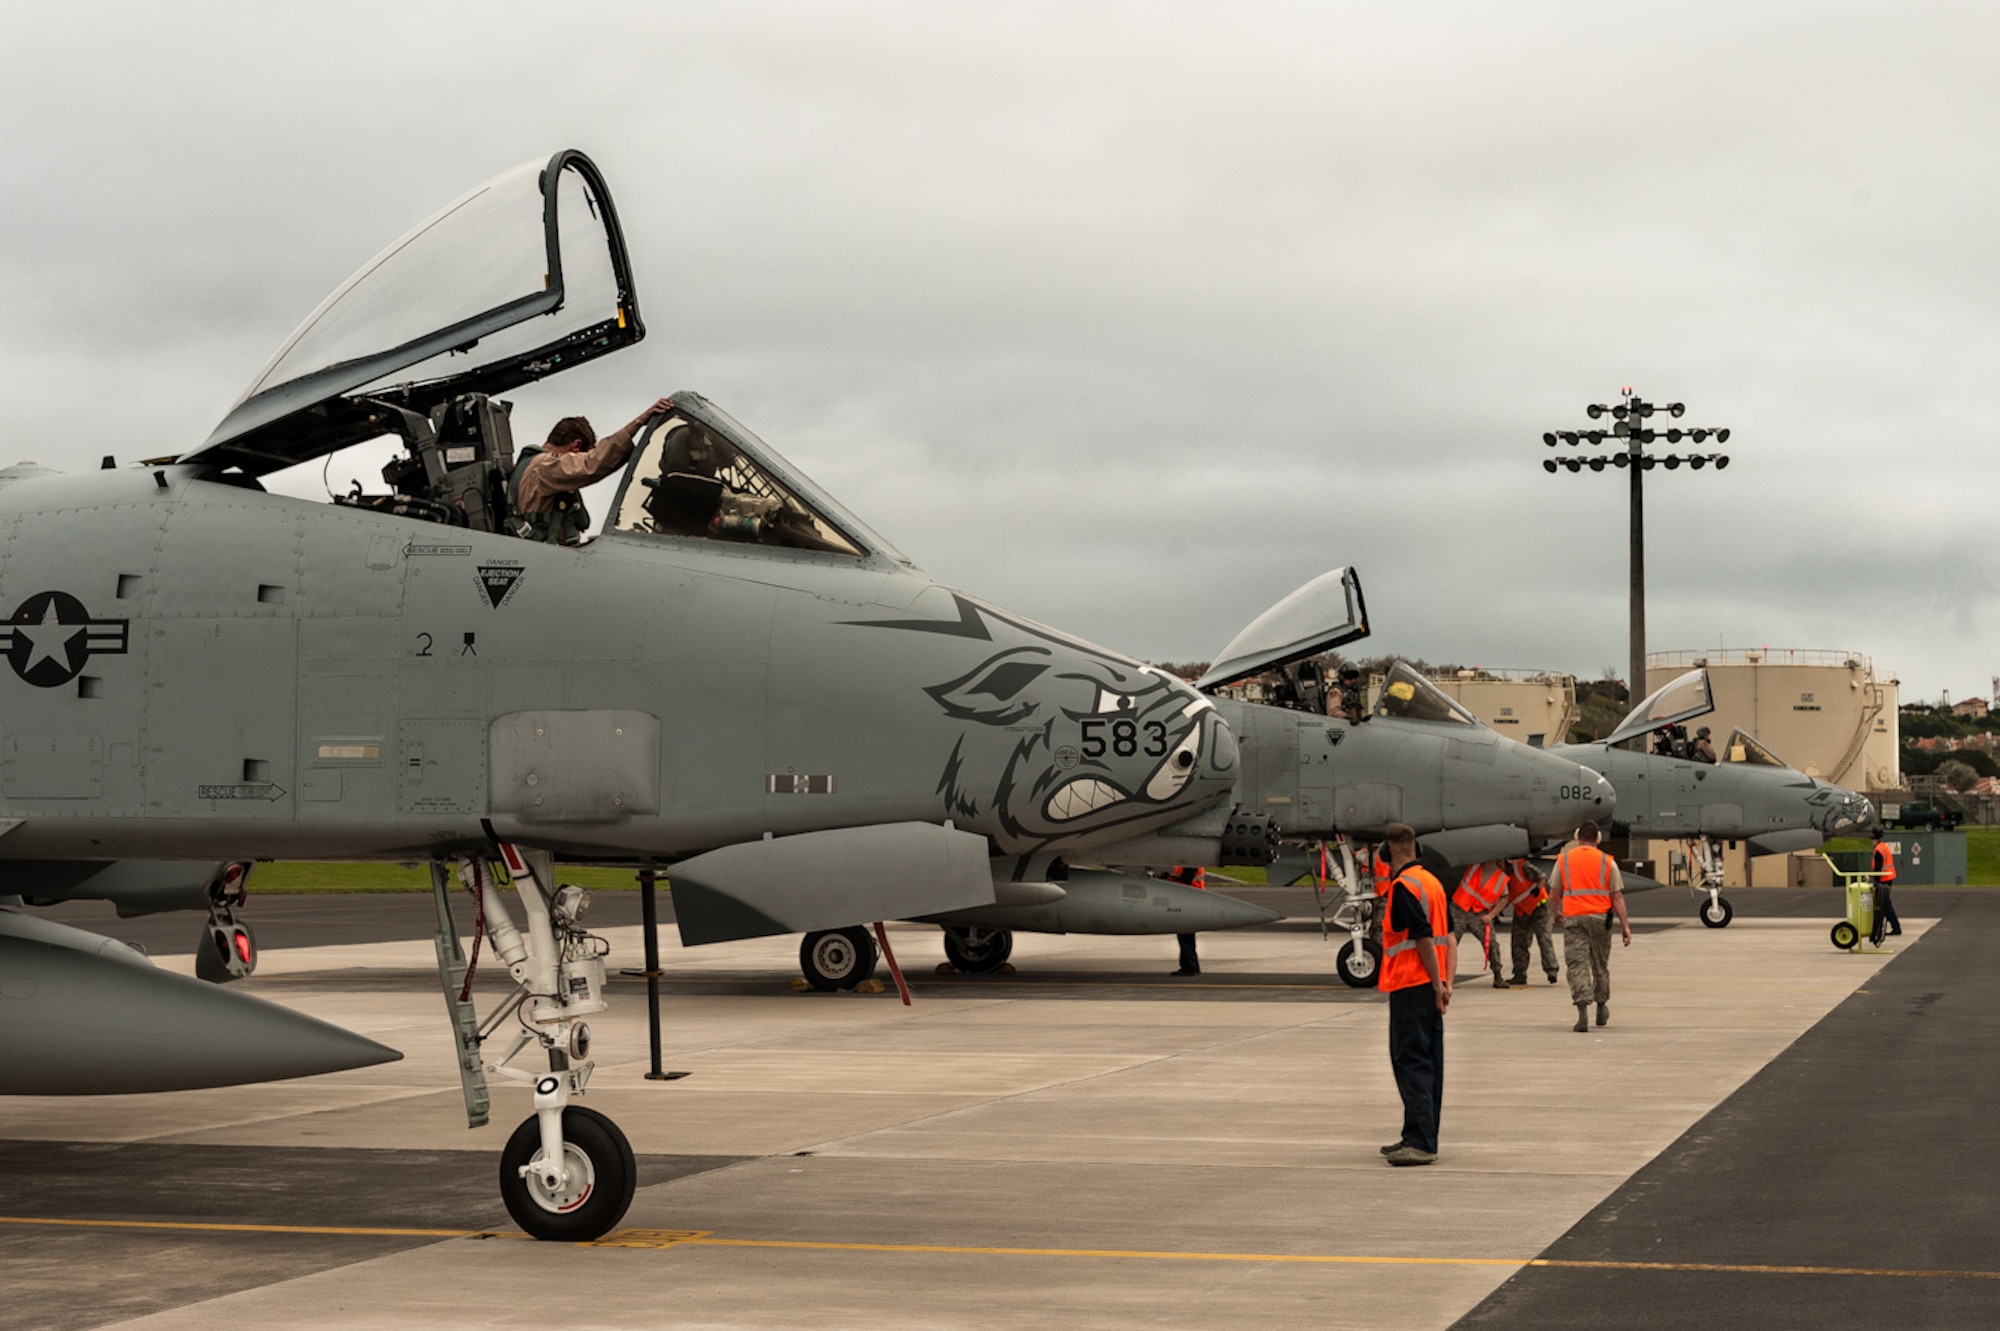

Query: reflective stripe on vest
1874 842 1897 883
1505 862 1548 914
1452 863 1505 912
1381 866 1449 993
1559 845 1613 918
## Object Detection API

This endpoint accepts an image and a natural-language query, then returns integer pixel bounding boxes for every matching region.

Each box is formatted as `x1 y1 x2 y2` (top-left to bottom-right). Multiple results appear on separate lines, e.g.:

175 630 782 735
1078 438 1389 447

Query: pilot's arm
533 397 675 493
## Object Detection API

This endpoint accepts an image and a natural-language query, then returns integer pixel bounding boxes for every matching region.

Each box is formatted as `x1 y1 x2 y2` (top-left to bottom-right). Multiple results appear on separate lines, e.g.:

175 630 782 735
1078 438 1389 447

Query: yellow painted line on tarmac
9 1215 1995 1282
0 1215 486 1239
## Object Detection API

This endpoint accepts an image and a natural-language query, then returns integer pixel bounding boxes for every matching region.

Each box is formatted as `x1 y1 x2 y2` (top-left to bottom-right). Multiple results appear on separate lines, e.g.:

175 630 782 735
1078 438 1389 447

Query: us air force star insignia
0 591 131 688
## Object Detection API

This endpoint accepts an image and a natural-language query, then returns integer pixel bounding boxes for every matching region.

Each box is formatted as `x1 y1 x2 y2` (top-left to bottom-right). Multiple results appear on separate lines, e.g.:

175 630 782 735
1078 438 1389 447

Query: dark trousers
1176 933 1199 972
1874 883 1901 942
1387 985 1444 1154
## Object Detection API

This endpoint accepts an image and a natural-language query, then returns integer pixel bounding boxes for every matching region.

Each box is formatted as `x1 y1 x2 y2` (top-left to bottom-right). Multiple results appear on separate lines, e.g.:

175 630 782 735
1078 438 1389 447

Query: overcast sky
3 3 1994 701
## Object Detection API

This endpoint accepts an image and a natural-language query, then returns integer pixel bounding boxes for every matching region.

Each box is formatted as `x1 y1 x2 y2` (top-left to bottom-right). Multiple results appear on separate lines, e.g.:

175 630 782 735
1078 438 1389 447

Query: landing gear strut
1687 837 1734 928
429 846 633 1241
1319 838 1383 988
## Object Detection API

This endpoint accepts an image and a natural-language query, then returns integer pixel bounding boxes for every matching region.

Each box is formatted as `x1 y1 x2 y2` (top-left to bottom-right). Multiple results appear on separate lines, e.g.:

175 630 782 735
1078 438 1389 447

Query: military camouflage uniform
1509 897 1558 984
1562 914 1612 1006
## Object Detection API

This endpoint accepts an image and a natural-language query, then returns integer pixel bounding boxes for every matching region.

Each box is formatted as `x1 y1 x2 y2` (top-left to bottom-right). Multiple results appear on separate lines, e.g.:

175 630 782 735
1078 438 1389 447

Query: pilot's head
1697 726 1712 738
546 417 597 455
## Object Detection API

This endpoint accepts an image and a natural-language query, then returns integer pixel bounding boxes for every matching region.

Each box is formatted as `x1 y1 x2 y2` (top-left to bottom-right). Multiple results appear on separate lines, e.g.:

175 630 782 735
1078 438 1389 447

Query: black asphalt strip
1451 890 2000 1330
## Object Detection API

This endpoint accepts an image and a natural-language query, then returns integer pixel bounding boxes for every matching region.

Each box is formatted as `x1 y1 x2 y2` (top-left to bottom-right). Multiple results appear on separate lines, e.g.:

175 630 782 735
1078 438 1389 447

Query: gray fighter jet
0 149 1608 1239
1552 667 1876 926
907 570 1618 986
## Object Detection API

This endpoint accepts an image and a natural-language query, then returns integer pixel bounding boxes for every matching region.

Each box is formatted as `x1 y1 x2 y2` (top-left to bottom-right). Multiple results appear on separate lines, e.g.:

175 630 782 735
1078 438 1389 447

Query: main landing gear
800 926 878 991
941 925 1012 973
430 845 633 1241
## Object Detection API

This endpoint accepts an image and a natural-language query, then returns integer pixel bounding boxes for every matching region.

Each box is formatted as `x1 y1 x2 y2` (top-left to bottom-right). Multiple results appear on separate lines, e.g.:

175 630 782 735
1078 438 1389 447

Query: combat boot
1573 1004 1589 1033
1595 1002 1609 1027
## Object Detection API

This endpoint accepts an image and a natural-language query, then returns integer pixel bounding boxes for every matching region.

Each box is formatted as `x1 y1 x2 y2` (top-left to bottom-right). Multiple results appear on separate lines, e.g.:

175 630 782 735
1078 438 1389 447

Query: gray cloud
3 1 1994 699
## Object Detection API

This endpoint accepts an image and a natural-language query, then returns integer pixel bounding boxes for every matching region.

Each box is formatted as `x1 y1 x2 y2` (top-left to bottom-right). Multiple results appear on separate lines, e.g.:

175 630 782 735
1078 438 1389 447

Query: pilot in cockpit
508 396 676 544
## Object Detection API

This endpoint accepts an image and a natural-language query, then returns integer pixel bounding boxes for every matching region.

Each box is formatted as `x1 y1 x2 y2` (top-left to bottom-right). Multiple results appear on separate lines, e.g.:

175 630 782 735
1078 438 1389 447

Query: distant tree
1938 758 1980 793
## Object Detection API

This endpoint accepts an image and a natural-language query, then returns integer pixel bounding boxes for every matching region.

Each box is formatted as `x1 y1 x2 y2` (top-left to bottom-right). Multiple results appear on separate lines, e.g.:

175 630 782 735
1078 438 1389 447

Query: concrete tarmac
0 891 1983 1329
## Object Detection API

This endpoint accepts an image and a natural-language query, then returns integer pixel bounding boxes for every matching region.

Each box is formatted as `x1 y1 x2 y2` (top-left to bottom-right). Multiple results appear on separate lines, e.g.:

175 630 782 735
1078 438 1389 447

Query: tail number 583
1082 717 1170 759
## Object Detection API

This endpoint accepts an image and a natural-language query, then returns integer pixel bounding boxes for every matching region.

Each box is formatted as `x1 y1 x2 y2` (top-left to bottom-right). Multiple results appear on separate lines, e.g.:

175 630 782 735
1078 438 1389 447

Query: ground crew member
1450 860 1509 988
1871 832 1902 942
1497 860 1559 987
509 397 675 544
1548 821 1631 1032
1377 823 1452 1166
1162 864 1205 975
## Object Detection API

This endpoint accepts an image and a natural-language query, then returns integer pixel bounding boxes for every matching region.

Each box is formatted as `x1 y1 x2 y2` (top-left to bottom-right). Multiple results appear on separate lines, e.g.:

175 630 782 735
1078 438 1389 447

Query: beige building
1368 669 1579 748
1643 650 1898 888
1645 649 1899 793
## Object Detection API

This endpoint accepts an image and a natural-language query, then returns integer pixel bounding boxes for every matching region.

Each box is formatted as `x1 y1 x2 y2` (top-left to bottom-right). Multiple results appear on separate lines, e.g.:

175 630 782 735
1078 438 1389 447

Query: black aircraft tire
1336 938 1382 988
500 1106 636 1242
801 927 878 991
943 926 1013 973
1700 896 1734 929
1830 920 1860 951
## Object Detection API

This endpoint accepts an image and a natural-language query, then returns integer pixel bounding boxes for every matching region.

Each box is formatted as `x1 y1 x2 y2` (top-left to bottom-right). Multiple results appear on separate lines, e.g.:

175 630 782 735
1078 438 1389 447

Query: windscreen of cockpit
612 411 869 556
1374 662 1480 725
1723 728 1787 767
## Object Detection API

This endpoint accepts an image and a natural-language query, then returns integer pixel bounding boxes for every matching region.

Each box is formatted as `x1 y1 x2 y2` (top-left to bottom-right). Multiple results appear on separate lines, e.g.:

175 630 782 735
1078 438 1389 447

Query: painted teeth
1045 778 1126 822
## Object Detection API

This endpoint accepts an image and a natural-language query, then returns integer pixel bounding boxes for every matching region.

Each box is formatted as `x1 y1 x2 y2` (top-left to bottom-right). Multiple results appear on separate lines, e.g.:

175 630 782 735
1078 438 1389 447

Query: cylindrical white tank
1368 669 1578 749
1646 650 1899 792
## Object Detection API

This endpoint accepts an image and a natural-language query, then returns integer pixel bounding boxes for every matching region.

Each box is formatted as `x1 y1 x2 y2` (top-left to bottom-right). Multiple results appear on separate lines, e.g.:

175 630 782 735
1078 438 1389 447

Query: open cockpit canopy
608 396 905 561
1602 667 1714 748
1722 728 1789 768
186 149 641 475
1196 568 1368 692
1373 661 1481 727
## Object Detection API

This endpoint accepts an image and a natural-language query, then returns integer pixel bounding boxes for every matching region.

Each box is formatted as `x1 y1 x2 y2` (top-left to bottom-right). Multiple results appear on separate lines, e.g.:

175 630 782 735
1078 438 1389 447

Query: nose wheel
498 1105 636 1242
1699 894 1734 928
1335 937 1381 988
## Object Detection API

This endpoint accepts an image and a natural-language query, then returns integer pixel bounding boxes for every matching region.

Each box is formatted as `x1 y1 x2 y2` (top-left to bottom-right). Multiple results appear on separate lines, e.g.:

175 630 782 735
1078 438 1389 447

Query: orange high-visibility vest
1381 865 1450 992
1451 862 1506 913
1373 849 1393 898
1873 841 1896 884
1557 845 1614 919
1504 860 1547 914
1165 865 1206 890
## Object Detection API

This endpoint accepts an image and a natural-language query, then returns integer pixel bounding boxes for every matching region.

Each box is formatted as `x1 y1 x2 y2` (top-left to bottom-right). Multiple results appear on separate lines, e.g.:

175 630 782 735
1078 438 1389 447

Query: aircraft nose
1821 788 1876 836
1520 752 1616 837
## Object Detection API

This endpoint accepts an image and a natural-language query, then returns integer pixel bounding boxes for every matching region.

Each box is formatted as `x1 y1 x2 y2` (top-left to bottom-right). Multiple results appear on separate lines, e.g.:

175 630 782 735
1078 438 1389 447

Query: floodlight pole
1628 427 1645 705
1539 389 1733 717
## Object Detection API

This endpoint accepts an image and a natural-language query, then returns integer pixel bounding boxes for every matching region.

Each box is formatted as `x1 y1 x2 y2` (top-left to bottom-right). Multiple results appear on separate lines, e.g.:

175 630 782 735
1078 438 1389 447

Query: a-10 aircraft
1551 667 1875 925
0 149 1614 1240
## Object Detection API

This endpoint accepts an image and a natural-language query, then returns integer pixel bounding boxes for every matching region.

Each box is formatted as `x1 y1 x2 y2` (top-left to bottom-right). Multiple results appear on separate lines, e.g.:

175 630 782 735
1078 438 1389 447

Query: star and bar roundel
1 591 130 688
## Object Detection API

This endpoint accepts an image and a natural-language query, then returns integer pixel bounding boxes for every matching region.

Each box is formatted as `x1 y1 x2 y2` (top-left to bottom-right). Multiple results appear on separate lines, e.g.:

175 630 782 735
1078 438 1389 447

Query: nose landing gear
1686 837 1734 928
429 845 634 1242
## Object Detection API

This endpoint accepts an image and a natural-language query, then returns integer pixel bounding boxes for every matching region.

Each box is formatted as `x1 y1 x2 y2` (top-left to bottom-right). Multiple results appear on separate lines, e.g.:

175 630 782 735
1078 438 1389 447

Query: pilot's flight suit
509 426 639 544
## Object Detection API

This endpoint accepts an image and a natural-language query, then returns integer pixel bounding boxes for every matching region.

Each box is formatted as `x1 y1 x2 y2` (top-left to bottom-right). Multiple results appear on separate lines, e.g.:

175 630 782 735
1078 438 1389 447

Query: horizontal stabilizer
672 822 996 946
0 934 401 1094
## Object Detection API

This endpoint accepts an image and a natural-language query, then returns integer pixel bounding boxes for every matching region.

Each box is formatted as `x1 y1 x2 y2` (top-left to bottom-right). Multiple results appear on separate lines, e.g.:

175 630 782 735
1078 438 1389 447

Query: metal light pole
1540 388 1733 712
